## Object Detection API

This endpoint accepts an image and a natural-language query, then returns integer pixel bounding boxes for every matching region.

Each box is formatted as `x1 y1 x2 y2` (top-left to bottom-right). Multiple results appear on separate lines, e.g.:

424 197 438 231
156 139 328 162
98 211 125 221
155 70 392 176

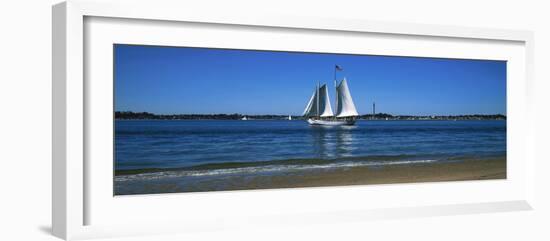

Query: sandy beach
115 157 506 195
264 157 506 189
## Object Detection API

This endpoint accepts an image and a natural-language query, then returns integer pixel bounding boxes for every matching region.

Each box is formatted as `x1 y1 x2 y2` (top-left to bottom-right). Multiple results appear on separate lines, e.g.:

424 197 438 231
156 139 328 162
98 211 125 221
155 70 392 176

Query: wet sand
265 158 506 189
115 157 506 195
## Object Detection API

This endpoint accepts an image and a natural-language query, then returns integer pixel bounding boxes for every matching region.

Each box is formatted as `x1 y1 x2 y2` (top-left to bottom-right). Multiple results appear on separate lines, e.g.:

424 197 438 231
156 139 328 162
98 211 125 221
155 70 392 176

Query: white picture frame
52 0 535 240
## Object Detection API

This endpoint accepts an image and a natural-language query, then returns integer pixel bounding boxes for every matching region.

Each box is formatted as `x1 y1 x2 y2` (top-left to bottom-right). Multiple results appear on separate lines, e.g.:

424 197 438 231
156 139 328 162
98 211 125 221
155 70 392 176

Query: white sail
303 84 334 117
318 84 334 117
335 78 359 117
302 87 318 117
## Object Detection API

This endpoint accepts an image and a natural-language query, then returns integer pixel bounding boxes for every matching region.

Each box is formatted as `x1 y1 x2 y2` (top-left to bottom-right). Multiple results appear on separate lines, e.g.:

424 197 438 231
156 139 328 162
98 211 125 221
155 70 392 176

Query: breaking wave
115 157 440 182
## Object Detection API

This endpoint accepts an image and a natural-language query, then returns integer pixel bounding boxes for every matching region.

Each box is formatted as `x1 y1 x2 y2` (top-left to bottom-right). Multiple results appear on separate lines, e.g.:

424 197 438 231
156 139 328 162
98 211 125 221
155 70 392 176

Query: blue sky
114 44 506 116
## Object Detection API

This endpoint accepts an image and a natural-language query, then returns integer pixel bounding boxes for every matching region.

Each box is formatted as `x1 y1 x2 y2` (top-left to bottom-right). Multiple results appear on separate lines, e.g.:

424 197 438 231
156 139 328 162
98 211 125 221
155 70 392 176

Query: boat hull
307 118 356 126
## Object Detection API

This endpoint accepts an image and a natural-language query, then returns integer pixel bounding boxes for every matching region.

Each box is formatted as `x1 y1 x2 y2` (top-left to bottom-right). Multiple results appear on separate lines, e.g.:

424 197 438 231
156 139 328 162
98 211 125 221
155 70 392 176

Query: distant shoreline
115 111 506 121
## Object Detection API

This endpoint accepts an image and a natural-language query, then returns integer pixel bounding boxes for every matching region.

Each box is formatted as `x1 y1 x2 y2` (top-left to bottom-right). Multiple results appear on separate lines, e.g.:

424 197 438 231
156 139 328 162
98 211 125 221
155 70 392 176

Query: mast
316 81 320 118
334 65 342 119
334 67 337 120
334 66 337 89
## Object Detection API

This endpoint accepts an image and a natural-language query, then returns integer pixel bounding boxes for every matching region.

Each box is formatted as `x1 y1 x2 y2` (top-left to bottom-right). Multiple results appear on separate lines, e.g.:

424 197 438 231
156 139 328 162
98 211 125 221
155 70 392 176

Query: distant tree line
359 113 506 120
115 111 294 120
116 111 506 120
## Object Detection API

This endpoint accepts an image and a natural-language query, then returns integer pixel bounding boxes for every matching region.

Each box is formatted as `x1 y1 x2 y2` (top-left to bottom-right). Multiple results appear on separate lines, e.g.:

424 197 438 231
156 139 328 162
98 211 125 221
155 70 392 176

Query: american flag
335 65 343 71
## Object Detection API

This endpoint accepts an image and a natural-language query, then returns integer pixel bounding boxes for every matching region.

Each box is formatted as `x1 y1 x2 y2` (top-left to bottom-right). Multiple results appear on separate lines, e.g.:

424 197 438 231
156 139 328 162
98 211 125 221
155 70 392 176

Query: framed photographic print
113 45 507 195
53 0 535 240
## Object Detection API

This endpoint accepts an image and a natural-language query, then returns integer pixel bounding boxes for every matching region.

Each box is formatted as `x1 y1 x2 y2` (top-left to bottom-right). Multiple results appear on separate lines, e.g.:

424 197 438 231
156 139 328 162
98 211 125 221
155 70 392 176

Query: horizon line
114 111 507 117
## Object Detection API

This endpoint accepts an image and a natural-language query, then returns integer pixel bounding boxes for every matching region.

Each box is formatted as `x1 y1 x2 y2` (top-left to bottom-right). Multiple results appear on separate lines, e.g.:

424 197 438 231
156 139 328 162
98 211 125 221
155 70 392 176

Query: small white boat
303 77 359 126
288 115 292 120
241 116 248 120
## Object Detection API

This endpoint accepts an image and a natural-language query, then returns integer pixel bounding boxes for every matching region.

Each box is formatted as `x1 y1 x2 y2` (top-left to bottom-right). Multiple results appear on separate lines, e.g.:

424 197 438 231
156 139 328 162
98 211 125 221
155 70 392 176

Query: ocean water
115 120 505 180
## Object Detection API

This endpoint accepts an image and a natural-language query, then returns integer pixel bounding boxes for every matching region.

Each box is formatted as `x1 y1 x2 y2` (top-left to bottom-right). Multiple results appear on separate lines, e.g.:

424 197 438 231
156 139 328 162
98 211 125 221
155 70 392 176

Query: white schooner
303 77 359 126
